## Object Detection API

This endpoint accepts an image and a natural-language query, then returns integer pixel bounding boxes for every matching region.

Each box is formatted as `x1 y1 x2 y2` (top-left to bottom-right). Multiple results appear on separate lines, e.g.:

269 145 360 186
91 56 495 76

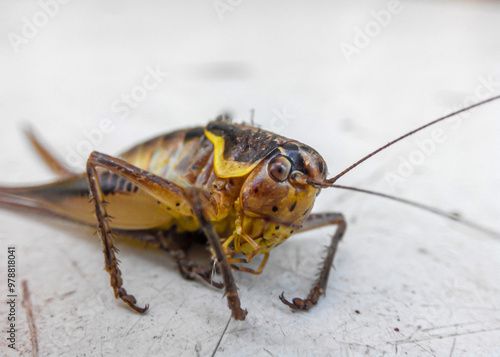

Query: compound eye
268 156 292 182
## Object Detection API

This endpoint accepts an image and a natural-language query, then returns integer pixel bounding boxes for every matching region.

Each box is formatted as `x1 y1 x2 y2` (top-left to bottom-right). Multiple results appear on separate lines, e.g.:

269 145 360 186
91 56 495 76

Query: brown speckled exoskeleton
1 96 499 321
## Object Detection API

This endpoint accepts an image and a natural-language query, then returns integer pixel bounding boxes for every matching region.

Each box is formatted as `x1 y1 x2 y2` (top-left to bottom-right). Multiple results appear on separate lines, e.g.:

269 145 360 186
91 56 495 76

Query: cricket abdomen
0 173 175 230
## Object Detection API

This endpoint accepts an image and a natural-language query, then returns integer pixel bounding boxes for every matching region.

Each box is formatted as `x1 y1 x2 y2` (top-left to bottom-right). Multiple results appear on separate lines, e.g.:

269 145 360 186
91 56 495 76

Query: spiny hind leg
86 152 192 313
87 152 245 319
87 159 149 312
24 126 76 179
280 212 346 311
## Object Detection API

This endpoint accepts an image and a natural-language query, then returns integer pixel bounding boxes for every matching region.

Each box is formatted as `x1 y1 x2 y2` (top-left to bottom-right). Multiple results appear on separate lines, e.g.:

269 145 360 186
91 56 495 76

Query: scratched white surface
1 1 500 356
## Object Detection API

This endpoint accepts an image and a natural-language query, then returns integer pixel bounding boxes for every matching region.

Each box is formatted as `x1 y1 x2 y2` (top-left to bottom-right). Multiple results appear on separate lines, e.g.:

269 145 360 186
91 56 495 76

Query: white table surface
0 1 499 356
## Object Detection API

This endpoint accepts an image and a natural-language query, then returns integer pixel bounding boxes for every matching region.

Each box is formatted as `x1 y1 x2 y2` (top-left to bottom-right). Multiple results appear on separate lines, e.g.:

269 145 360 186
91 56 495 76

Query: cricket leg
279 212 346 311
230 253 270 275
177 258 224 289
87 158 150 313
87 151 245 319
184 187 248 321
24 126 77 179
154 230 224 289
124 229 223 288
86 151 196 313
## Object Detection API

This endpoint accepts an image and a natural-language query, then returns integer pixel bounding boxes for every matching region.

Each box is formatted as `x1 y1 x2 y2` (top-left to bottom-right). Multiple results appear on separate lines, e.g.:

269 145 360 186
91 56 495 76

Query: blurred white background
0 1 499 356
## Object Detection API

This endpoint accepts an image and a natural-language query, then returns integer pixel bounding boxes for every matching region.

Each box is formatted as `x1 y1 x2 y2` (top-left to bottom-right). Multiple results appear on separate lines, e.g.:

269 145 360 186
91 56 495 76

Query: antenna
308 180 500 239
328 95 500 183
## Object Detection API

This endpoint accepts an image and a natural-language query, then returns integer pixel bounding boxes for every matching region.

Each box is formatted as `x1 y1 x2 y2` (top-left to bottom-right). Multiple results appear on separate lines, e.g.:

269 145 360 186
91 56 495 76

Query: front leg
185 188 248 321
229 253 270 275
279 213 346 311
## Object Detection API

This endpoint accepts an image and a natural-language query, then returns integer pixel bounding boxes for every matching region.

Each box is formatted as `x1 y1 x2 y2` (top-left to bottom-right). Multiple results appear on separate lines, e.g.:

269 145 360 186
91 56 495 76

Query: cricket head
205 120 330 255
237 142 328 252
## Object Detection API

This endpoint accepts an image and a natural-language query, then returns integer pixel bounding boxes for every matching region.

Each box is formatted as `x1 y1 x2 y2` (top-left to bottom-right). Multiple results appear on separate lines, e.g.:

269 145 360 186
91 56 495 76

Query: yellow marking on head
205 129 261 178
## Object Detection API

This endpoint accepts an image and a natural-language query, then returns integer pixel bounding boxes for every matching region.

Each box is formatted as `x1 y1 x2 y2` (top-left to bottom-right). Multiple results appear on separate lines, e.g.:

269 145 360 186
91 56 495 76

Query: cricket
0 96 499 321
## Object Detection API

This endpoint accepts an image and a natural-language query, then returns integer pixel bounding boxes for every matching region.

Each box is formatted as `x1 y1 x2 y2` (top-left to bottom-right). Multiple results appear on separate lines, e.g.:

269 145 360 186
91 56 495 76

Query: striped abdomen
0 127 242 232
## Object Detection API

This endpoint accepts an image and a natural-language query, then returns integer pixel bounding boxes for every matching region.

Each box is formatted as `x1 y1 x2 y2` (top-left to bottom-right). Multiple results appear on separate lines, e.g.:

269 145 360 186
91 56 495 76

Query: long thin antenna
328 94 500 183
312 181 500 239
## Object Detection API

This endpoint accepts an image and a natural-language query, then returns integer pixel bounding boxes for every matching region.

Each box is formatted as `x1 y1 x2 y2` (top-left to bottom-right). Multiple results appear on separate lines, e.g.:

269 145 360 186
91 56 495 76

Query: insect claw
121 294 149 314
279 292 312 311
279 292 294 308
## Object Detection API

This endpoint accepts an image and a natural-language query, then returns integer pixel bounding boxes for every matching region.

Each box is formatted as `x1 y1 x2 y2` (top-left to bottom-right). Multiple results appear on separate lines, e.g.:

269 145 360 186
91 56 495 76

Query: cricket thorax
120 126 245 225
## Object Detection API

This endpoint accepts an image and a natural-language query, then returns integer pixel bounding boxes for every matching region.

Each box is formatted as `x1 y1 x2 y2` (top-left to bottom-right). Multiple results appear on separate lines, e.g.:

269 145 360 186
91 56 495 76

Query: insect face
236 142 328 253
